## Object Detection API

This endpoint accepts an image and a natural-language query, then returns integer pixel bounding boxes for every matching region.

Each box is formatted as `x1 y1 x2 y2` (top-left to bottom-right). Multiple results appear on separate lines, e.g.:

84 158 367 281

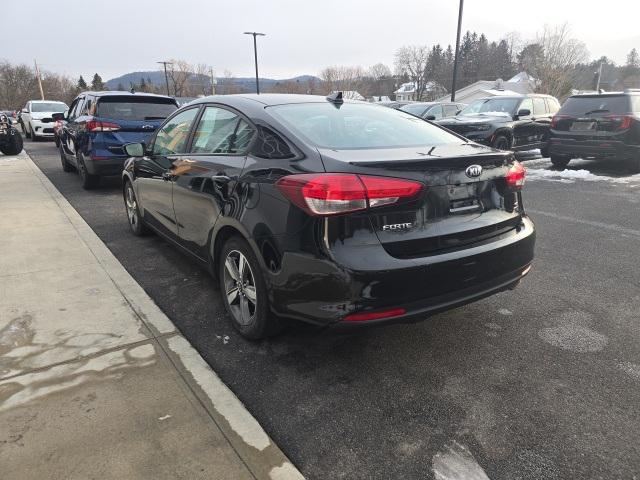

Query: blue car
55 91 178 189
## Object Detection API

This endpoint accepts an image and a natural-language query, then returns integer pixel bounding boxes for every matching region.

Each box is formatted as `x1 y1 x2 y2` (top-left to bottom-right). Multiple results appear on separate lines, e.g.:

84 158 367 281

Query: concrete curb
19 151 304 480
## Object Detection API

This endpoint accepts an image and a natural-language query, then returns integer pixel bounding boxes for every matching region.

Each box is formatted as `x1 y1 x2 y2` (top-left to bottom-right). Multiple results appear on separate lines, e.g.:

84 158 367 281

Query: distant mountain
105 71 320 92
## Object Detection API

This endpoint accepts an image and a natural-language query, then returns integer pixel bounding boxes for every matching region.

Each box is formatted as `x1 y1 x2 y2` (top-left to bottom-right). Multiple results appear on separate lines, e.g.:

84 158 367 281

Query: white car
21 100 68 141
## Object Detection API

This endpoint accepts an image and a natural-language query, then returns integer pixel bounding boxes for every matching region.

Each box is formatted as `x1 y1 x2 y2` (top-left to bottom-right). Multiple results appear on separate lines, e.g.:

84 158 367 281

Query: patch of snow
158 414 172 421
498 308 512 316
527 167 640 184
618 362 640 380
433 441 490 480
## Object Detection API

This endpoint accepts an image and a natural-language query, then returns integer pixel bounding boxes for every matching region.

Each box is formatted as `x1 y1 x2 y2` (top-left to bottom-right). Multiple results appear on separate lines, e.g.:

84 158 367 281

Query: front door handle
162 171 175 181
211 175 232 184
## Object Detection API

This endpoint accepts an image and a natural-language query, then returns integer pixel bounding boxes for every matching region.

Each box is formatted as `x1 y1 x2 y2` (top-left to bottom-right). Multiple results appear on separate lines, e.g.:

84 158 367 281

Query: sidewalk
0 151 303 480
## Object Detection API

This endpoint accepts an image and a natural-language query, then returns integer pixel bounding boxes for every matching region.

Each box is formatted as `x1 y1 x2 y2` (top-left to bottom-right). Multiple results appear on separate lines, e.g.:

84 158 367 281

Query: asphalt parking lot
21 138 640 479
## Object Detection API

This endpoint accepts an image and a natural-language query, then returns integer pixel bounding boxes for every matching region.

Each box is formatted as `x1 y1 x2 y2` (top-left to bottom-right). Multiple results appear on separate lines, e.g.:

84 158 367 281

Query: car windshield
400 104 430 115
96 97 178 121
559 96 630 116
31 102 67 112
269 102 461 149
460 98 519 116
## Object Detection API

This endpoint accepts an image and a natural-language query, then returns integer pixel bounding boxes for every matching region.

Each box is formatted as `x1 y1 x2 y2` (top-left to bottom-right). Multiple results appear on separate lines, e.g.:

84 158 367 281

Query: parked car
436 94 561 154
400 102 466 120
54 91 178 189
0 110 18 125
0 112 23 155
21 100 68 141
548 89 640 171
121 93 535 339
379 101 412 110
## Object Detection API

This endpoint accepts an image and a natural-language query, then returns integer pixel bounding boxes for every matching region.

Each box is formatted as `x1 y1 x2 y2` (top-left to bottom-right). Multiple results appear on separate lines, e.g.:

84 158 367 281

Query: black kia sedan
121 94 535 339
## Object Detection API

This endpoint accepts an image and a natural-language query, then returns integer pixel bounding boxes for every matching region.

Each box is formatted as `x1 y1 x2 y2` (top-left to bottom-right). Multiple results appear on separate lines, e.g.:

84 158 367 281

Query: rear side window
546 98 560 114
250 126 295 159
191 106 254 154
559 96 630 116
153 108 199 155
443 104 459 117
533 97 547 115
97 96 177 121
425 104 443 119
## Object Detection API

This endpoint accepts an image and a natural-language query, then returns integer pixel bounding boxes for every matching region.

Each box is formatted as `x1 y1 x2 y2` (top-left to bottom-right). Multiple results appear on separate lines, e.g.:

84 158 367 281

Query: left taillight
275 173 423 216
86 119 120 132
506 161 526 189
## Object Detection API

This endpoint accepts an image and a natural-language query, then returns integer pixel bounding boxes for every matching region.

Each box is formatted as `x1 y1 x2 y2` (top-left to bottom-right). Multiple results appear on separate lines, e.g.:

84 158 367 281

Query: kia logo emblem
465 164 483 178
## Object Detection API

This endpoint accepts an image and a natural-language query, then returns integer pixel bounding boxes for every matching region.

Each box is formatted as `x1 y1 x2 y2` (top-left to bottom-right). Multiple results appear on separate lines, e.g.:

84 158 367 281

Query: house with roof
394 81 447 102
331 90 365 101
436 72 538 103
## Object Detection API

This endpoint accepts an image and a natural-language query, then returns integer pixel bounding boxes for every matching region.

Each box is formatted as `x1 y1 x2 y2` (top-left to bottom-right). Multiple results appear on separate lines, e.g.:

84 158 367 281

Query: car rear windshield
32 102 67 112
268 103 460 149
96 96 178 121
559 95 630 116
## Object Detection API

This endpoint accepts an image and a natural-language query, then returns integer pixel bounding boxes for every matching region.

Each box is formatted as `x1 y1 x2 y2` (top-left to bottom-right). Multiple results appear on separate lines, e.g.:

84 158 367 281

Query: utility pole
157 61 173 96
34 59 44 100
243 32 266 94
210 68 216 95
450 0 464 102
596 61 604 91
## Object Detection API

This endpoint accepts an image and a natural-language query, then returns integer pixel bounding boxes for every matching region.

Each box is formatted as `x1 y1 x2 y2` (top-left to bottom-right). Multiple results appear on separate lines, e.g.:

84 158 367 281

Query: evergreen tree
139 77 147 92
77 75 88 90
91 73 104 90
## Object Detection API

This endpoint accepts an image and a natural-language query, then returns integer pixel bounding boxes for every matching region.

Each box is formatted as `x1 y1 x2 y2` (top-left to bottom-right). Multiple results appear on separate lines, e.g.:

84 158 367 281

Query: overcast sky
5 0 640 81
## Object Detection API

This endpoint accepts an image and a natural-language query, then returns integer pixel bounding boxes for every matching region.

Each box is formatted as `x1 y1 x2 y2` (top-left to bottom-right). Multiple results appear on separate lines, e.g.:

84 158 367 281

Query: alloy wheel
125 184 138 228
223 250 257 326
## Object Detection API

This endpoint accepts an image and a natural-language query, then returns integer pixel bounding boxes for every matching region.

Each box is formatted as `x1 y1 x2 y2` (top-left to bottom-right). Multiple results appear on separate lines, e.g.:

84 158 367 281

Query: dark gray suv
436 94 561 154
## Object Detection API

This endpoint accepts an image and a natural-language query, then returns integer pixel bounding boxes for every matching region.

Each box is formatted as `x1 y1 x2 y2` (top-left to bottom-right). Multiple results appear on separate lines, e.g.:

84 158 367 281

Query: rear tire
123 180 149 236
0 132 23 155
24 123 31 139
59 145 74 172
550 155 570 169
219 236 280 340
492 134 511 151
77 152 100 189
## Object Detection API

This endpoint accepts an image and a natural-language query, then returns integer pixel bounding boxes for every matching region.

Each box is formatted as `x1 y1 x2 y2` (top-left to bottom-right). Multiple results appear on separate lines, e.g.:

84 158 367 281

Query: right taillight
603 114 634 130
86 119 120 132
506 161 526 190
551 114 570 129
276 173 423 216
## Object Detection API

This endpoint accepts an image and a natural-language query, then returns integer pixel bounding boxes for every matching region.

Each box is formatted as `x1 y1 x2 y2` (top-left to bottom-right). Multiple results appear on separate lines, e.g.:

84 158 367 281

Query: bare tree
320 66 365 95
394 45 430 100
530 24 589 98
166 59 192 97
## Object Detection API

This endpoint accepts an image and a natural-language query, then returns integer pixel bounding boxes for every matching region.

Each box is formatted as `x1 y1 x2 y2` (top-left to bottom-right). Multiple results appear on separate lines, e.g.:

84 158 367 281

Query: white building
331 90 365 101
394 81 447 102
436 72 538 104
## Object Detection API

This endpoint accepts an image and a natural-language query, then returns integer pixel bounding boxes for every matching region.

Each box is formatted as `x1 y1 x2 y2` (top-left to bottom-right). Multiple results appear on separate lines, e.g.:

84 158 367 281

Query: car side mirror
51 112 65 122
22 109 28 114
456 109 462 115
517 108 531 118
124 142 145 157
425 115 436 121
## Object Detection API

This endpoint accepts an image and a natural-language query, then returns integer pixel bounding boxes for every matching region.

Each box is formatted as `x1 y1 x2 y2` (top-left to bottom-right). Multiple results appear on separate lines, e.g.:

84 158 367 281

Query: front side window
153 108 199 155
518 98 534 116
425 104 443 119
400 104 430 116
269 103 460 150
191 106 255 154
443 104 459 117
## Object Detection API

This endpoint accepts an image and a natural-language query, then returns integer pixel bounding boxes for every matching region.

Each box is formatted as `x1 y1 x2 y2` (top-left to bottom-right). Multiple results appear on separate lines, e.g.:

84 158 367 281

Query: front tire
0 131 23 155
550 155 570 169
124 181 148 236
219 236 279 340
76 152 100 189
492 134 511 151
24 122 31 139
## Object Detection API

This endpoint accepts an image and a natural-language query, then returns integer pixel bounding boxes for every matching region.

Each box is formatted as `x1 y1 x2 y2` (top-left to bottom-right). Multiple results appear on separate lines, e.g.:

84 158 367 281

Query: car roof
188 93 369 107
571 91 638 98
30 100 67 103
79 91 175 99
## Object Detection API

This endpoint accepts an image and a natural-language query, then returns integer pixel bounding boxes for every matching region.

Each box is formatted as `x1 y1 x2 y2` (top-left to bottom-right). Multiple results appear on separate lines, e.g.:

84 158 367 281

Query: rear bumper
84 156 126 176
549 138 640 160
269 216 535 327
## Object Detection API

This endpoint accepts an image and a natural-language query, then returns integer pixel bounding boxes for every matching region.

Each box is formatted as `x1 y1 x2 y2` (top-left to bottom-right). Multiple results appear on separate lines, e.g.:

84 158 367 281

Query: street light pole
157 61 173 96
243 32 266 94
450 0 464 102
